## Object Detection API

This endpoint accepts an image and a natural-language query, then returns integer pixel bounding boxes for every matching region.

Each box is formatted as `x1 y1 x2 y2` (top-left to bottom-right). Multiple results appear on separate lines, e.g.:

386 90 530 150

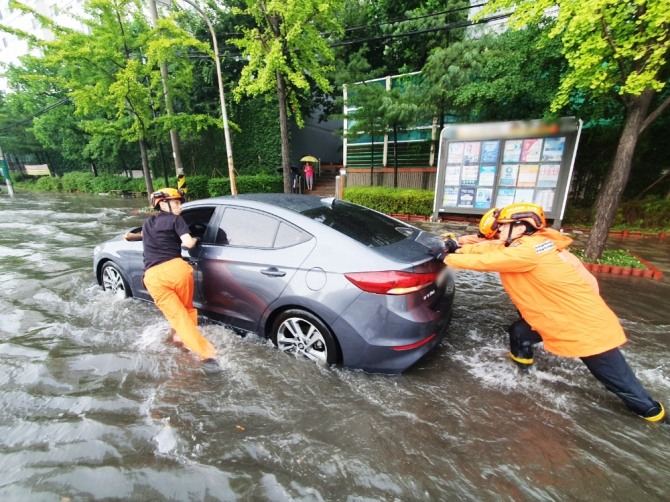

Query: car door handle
261 267 286 277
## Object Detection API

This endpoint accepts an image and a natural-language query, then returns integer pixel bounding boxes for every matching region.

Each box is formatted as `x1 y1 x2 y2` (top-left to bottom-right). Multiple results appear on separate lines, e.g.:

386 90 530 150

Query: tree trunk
369 114 375 186
584 90 654 259
393 125 399 188
139 138 154 196
276 71 291 194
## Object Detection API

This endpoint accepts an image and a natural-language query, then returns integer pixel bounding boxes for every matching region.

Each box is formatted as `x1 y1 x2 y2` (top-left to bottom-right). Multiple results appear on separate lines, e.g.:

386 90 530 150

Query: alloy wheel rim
276 317 327 363
102 267 125 297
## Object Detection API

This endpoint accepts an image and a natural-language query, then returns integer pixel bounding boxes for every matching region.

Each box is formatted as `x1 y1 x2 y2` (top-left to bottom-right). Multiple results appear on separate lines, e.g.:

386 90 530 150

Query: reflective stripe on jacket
445 230 626 358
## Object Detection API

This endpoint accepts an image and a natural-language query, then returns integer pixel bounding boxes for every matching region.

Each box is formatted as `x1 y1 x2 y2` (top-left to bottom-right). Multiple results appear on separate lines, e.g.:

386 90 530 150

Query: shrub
35 176 62 191
127 178 149 193
565 196 670 230
618 196 670 230
183 175 210 201
61 172 95 193
88 175 133 194
343 186 434 216
572 248 646 268
10 172 27 183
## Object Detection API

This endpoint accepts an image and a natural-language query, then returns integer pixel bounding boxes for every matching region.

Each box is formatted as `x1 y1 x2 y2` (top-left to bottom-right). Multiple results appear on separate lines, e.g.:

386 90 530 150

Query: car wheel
271 309 339 365
101 261 131 298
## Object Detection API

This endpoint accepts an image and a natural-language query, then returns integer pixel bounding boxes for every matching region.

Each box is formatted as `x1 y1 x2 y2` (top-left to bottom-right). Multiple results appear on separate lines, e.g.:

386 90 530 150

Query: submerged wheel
100 261 131 298
271 309 339 365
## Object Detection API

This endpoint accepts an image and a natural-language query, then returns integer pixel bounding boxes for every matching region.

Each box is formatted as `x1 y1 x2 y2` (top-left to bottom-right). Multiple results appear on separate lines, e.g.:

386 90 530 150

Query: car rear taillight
391 333 438 351
344 271 437 295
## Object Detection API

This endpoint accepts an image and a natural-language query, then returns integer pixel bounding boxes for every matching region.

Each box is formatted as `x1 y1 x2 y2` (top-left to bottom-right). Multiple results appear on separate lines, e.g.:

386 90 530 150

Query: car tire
100 261 131 298
271 309 339 366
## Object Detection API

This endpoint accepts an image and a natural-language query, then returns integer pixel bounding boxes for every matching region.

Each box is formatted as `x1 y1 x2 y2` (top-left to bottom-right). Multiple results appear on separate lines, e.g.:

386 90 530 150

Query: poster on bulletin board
432 118 583 227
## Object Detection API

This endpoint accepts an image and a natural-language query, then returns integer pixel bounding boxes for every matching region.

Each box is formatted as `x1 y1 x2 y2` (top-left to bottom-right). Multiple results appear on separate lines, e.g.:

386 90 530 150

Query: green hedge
12 171 284 199
61 172 95 192
90 175 129 194
151 175 210 200
183 175 210 201
343 186 434 216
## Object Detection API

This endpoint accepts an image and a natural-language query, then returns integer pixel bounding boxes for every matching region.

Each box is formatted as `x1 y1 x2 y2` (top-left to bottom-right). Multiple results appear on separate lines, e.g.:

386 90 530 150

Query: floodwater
0 192 668 501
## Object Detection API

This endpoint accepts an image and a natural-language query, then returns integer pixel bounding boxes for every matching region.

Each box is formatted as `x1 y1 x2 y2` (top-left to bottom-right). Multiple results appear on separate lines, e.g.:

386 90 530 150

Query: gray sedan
93 194 455 373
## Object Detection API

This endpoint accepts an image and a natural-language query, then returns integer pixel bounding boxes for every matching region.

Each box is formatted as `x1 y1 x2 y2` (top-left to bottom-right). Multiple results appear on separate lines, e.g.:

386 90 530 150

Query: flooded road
1 192 669 501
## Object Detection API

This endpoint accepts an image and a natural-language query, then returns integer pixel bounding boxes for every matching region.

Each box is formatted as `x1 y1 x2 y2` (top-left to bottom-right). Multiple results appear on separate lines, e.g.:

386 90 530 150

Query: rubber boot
643 402 666 423
509 352 533 373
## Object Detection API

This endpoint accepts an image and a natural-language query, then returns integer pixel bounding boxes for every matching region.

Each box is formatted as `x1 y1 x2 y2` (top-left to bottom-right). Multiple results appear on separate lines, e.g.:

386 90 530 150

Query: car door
195 206 315 332
126 205 219 303
179 205 219 307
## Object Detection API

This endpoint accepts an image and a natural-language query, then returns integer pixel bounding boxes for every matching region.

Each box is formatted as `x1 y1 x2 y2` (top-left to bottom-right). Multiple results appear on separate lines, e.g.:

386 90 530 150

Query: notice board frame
431 117 582 228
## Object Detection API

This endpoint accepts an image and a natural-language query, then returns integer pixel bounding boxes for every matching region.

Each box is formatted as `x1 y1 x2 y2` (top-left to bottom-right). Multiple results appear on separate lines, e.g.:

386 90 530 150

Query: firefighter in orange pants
141 188 217 361
430 203 665 423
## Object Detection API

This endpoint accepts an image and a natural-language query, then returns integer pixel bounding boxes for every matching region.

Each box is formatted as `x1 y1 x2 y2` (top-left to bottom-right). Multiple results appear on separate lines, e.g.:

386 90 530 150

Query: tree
478 0 670 259
379 79 421 187
375 0 472 75
2 0 218 193
342 78 387 186
231 0 345 193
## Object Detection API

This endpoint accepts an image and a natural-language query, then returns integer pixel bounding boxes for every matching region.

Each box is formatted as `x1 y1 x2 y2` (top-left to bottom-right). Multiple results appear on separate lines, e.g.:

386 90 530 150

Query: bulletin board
431 118 582 227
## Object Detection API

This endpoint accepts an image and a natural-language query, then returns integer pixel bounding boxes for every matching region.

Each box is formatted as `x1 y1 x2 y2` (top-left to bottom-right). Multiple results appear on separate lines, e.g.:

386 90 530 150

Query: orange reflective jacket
445 230 625 358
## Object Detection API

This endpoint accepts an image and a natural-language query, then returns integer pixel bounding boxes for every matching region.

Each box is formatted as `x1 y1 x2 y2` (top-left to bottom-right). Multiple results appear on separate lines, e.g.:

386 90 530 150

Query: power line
330 13 510 48
1 6 509 131
0 97 70 133
338 2 487 35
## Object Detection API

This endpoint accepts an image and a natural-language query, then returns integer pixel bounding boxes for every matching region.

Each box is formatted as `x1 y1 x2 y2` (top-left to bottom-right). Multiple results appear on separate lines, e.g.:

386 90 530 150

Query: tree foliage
1 0 221 190
420 26 565 124
231 0 345 192
478 0 670 259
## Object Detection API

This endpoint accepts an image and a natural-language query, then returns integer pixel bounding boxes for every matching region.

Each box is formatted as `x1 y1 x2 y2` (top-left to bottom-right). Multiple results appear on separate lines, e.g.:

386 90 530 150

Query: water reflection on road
1 193 668 500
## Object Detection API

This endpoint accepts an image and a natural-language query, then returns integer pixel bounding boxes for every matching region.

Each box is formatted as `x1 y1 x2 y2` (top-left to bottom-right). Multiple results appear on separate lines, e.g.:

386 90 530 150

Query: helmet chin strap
166 199 179 214
159 200 175 214
504 221 524 247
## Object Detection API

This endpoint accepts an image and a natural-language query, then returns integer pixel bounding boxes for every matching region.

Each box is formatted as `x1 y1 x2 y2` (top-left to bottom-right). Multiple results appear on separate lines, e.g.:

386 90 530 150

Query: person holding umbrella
301 155 318 191
303 163 314 190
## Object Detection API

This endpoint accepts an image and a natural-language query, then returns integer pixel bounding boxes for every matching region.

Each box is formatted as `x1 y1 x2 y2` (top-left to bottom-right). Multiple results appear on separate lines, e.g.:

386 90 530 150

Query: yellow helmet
479 207 501 239
150 188 185 209
496 202 546 230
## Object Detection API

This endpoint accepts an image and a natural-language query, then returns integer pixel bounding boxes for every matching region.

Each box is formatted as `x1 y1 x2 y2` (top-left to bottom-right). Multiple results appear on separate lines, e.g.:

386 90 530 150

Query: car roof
185 193 334 214
183 194 438 264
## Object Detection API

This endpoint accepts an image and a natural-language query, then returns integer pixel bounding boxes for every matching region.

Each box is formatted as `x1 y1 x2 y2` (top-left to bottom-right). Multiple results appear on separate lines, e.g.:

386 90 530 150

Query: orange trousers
144 258 217 360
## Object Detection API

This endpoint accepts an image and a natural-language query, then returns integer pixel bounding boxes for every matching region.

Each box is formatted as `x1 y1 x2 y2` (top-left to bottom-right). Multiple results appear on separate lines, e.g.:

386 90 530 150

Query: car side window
274 221 310 248
219 207 279 248
181 206 216 241
217 208 311 248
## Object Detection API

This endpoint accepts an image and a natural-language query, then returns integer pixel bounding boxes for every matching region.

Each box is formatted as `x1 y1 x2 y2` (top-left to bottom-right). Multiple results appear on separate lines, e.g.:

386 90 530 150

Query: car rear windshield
301 201 412 247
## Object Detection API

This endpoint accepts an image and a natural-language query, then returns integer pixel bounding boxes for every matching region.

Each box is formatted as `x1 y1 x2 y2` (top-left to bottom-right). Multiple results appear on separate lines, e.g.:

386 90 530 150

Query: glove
440 232 457 241
427 243 448 262
444 238 461 254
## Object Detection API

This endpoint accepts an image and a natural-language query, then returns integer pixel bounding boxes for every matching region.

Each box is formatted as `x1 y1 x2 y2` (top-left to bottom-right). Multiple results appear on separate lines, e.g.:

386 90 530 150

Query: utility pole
0 145 15 197
148 0 185 182
165 0 237 195
154 0 237 195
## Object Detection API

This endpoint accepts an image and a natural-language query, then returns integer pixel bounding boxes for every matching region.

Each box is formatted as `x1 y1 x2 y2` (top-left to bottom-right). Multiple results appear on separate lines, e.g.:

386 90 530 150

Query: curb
564 227 669 239
582 259 663 281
